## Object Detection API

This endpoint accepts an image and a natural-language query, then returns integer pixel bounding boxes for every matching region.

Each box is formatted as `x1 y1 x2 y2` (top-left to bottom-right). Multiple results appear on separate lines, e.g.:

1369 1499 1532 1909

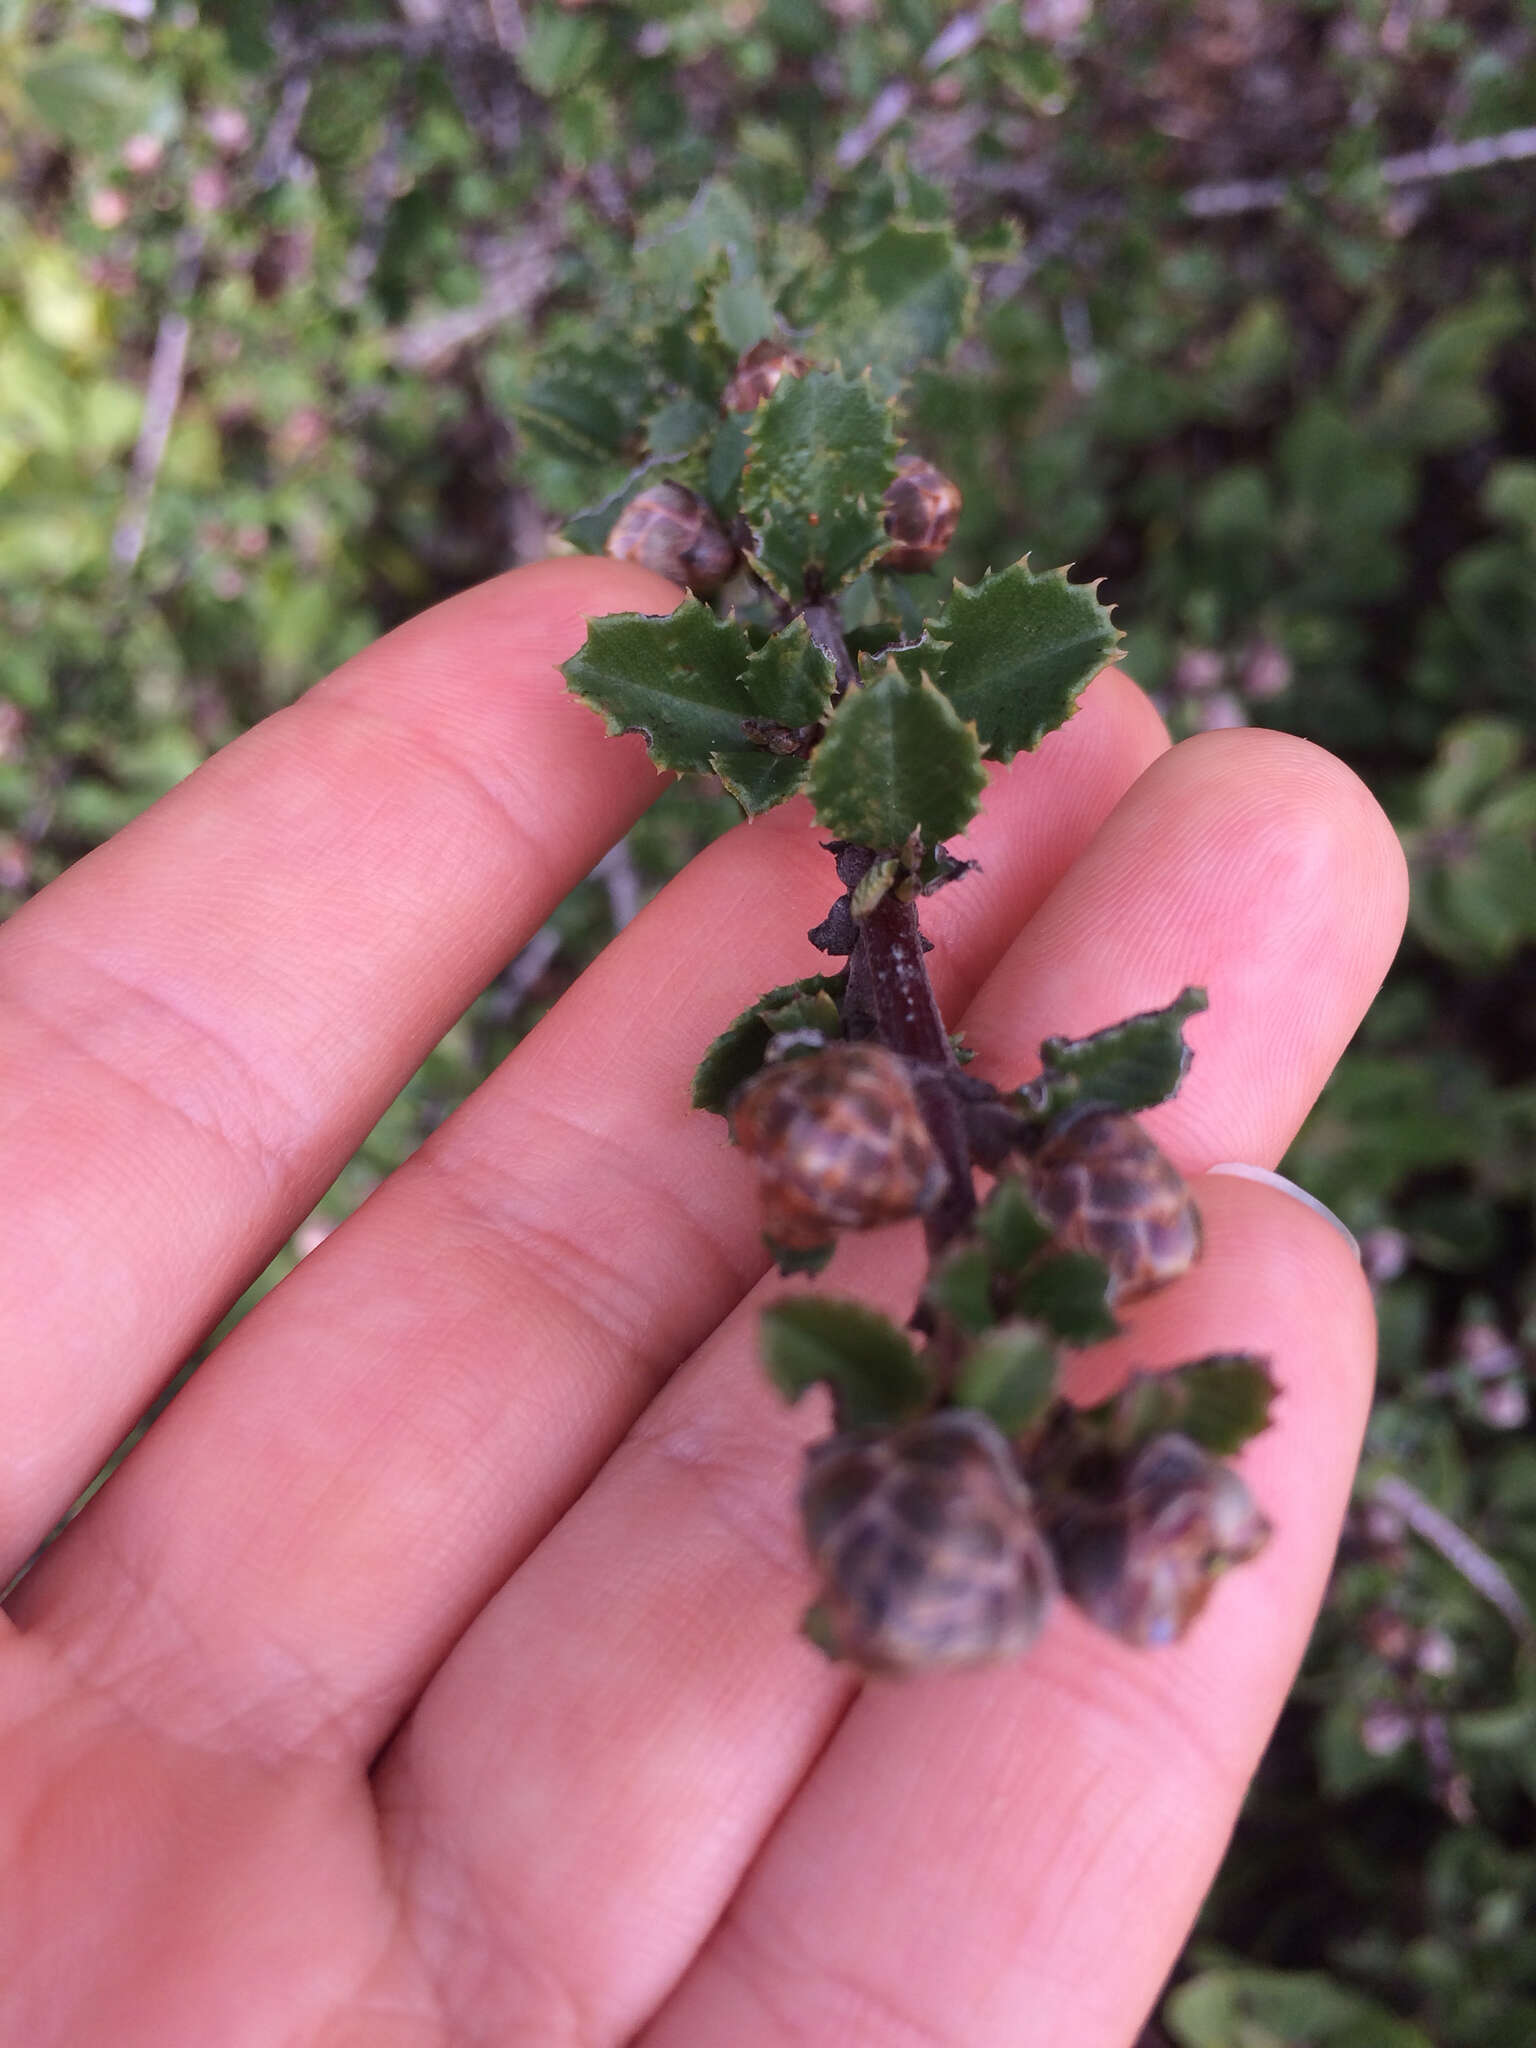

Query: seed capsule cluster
881 452 963 574
731 1042 948 1250
605 480 737 594
801 1410 1058 1674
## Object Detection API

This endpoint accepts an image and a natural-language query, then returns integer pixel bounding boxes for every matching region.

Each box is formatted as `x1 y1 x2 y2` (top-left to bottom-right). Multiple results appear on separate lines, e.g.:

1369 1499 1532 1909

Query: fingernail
1204 1162 1360 1261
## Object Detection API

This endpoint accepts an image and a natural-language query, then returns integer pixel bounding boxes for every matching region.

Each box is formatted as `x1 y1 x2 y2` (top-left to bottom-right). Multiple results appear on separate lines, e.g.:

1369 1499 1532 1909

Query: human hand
0 558 1406 2047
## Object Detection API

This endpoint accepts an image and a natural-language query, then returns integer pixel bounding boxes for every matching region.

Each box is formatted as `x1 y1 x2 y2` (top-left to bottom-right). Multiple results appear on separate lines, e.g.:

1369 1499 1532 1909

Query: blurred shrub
3 0 1534 2037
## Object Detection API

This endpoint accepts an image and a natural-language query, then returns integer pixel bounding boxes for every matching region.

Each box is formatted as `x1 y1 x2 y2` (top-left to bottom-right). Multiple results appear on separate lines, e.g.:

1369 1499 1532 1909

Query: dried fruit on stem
801 1410 1058 1674
731 1042 949 1251
881 452 962 573
605 481 737 594
1022 1109 1201 1304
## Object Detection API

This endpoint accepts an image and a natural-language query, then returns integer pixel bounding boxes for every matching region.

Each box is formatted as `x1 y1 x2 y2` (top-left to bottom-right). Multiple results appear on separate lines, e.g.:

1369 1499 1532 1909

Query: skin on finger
0 556 683 1569
13 672 1167 1765
639 1180 1374 2048
362 734 1404 2042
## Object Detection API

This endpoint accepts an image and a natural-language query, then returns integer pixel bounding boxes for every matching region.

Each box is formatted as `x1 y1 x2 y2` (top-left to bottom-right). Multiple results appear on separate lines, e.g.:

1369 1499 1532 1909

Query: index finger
0 556 678 1570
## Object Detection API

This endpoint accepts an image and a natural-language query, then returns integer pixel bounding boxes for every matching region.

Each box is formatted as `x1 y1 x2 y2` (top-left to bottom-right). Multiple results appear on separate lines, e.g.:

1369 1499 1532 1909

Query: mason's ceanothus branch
562 322 1277 1678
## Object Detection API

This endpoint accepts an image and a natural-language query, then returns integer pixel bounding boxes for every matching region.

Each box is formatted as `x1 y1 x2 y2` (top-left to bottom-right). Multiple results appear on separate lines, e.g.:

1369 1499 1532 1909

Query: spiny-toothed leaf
566 601 833 796
808 665 985 849
743 369 898 596
744 617 838 725
1027 988 1209 1121
954 1322 1061 1435
767 1238 836 1279
711 750 809 815
1014 1250 1120 1345
761 1296 930 1430
1110 1355 1279 1456
636 180 759 298
927 1243 996 1335
808 222 975 374
691 970 848 1116
927 559 1124 763
977 1178 1055 1273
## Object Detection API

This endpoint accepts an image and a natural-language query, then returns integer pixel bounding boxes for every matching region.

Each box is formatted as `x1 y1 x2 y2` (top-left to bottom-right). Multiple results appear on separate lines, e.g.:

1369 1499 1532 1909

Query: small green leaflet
926 559 1125 763
953 1323 1061 1436
808 664 985 849
1104 1355 1279 1457
692 970 848 1117
562 603 835 815
761 1296 931 1431
1027 988 1209 1122
1013 1250 1120 1345
743 369 898 596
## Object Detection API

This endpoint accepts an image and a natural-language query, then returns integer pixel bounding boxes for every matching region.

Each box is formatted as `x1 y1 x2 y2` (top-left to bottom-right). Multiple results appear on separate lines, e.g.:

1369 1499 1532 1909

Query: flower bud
604 481 737 595
802 1410 1058 1673
1048 1432 1271 1647
722 338 809 413
731 1042 948 1251
881 453 962 573
1024 1109 1200 1303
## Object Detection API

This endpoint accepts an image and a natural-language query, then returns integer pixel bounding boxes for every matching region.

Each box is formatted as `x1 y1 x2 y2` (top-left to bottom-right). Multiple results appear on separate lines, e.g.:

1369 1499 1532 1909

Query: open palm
0 558 1406 2047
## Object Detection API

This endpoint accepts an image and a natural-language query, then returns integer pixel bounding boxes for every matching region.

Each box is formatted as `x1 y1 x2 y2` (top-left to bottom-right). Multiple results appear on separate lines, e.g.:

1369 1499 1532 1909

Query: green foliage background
3 2 1534 2040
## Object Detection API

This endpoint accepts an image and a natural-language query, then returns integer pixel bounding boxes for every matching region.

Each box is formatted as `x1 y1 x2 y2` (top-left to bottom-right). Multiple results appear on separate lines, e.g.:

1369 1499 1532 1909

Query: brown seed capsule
802 1410 1059 1674
604 481 737 595
880 453 962 573
1023 1110 1201 1304
1048 1432 1270 1648
731 1043 948 1251
722 337 809 413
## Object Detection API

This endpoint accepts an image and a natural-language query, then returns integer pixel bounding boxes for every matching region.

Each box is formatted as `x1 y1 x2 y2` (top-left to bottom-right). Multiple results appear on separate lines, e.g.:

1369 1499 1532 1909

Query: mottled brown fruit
722 338 810 413
604 481 737 595
731 1042 948 1251
881 452 962 573
1047 1432 1270 1647
802 1410 1058 1674
1024 1110 1201 1303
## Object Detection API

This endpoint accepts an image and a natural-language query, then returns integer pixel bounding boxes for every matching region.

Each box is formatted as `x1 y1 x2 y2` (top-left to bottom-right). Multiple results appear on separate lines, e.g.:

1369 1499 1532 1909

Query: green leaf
808 222 975 375
953 1323 1061 1435
927 1244 996 1335
743 369 898 596
707 413 752 513
1166 1967 1435 2048
1014 1252 1119 1345
22 55 178 153
766 1238 836 1279
977 1179 1055 1272
743 618 839 725
519 9 603 93
1029 988 1209 1121
761 1296 931 1430
712 275 776 356
691 971 848 1117
1109 1354 1280 1456
565 602 832 806
711 750 809 815
926 560 1124 763
646 394 718 458
808 665 985 849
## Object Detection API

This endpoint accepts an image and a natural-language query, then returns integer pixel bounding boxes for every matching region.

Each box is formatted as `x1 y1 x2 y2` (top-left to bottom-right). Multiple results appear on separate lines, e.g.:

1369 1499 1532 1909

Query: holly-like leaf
808 664 985 849
711 750 809 814
953 1322 1061 1435
1014 1250 1120 1345
564 603 835 811
761 1296 931 1430
1027 988 1209 1121
743 617 839 725
691 970 848 1117
1108 1355 1279 1456
926 560 1125 763
743 369 898 596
